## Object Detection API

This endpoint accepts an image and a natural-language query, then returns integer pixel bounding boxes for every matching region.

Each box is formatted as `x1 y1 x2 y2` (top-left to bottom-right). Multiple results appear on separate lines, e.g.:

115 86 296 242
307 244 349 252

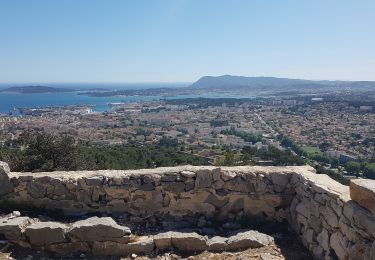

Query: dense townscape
0 91 374 181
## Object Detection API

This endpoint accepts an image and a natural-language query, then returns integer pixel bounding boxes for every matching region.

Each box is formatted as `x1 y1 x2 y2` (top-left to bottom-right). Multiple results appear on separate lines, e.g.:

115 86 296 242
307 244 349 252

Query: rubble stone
25 222 67 246
350 179 375 215
0 165 374 258
170 232 207 252
68 217 131 242
207 236 227 252
227 230 274 250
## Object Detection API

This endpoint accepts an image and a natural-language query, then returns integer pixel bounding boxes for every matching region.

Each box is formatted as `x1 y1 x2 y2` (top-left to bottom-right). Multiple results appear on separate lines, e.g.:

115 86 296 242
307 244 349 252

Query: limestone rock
330 232 348 260
312 245 324 259
325 206 339 228
161 175 177 182
104 186 129 199
0 216 32 241
195 169 213 189
170 232 207 252
271 173 290 188
302 228 314 244
207 236 227 252
317 229 329 251
124 236 154 255
162 182 185 193
0 161 13 196
68 217 131 242
92 236 154 256
47 242 90 254
27 181 46 198
25 221 67 246
221 170 237 181
4 165 375 259
92 241 128 256
223 176 249 193
85 176 103 186
180 171 195 178
154 232 172 250
107 199 129 213
296 202 309 218
227 230 274 251
350 179 375 216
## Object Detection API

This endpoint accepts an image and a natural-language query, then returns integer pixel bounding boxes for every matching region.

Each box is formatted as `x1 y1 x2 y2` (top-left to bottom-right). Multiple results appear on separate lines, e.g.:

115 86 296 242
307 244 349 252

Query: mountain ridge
189 75 375 90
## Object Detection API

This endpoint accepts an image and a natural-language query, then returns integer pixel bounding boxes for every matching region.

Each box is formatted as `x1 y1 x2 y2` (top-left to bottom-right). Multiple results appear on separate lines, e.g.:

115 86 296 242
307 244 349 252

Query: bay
0 83 247 114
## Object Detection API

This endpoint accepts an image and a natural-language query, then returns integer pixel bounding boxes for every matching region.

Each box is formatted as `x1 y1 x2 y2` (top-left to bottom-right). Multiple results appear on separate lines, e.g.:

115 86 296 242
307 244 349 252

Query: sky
0 0 374 83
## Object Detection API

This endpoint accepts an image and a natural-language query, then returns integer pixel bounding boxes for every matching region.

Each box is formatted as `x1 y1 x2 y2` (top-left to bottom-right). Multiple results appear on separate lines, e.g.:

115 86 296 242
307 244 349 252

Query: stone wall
289 169 375 259
0 213 274 256
1 164 375 259
1 165 302 222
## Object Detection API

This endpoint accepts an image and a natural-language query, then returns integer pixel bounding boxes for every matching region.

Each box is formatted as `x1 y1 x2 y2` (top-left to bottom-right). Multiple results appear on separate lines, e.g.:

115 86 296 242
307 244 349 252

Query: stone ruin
0 162 375 259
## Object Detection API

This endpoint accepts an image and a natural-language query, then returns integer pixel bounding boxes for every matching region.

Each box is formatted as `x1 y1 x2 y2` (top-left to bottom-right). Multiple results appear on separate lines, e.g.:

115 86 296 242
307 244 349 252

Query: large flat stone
47 242 90 255
0 216 32 241
207 236 228 252
170 232 207 252
25 221 67 246
124 236 154 255
92 236 154 256
92 241 128 256
68 217 131 242
350 179 375 216
153 231 173 250
227 230 274 251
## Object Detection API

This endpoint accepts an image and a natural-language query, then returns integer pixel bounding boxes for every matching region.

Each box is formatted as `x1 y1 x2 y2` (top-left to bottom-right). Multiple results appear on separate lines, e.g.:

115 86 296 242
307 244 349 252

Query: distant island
0 86 75 94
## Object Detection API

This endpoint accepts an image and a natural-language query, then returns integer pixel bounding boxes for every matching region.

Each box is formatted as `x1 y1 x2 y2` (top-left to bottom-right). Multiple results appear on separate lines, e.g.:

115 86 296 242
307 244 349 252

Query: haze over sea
0 83 244 114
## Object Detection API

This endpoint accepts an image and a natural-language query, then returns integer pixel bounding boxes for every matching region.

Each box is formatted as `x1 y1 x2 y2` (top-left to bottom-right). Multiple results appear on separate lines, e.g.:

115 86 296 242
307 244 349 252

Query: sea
0 83 245 114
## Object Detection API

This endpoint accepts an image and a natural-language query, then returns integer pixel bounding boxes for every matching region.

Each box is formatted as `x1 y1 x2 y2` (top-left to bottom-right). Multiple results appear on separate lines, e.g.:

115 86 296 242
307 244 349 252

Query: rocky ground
0 210 312 260
0 246 309 260
0 228 311 260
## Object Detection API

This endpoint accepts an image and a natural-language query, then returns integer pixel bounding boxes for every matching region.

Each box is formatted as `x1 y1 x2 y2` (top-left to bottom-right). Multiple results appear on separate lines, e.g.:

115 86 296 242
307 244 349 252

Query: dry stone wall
0 213 274 256
289 170 375 259
1 164 375 259
2 165 301 222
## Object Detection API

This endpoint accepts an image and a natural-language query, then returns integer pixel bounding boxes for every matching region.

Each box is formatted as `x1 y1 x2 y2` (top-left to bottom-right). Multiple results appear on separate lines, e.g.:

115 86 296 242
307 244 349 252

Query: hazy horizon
1 74 375 86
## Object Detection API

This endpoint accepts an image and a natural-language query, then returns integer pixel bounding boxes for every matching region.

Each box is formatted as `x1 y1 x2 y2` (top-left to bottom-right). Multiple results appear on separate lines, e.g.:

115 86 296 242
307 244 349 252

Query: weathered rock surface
25 222 67 246
350 179 375 215
92 236 154 256
170 232 207 252
0 216 32 241
154 232 173 250
124 236 155 255
0 161 13 196
69 216 131 242
47 242 90 254
227 230 274 250
1 165 375 258
92 241 127 256
207 236 228 252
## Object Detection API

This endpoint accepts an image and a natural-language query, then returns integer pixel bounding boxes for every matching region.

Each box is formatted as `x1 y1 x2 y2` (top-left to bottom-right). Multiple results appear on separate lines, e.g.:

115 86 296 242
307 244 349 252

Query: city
0 91 373 182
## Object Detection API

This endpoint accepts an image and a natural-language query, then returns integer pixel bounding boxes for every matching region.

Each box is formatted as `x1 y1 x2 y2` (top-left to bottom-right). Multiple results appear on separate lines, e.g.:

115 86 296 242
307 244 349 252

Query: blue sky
0 0 374 83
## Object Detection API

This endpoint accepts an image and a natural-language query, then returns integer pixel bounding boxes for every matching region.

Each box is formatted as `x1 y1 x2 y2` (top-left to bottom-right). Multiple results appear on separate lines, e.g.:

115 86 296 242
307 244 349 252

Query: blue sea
0 83 246 114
